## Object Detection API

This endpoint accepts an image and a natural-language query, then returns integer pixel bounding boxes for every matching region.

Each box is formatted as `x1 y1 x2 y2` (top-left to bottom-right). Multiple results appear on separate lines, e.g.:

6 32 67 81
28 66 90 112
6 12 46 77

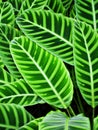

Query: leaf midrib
17 18 73 47
92 0 97 31
16 41 67 108
80 25 94 107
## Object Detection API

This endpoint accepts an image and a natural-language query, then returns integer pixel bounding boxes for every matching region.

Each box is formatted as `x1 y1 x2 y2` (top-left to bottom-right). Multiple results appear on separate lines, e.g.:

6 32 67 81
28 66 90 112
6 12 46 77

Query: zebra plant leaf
0 67 15 86
17 10 74 65
61 0 73 14
75 0 98 32
8 0 23 13
73 21 98 108
0 79 43 106
46 0 66 14
0 2 15 25
19 0 48 14
94 116 98 130
39 111 90 130
0 24 21 78
19 117 43 130
10 36 73 109
0 104 34 129
0 58 4 67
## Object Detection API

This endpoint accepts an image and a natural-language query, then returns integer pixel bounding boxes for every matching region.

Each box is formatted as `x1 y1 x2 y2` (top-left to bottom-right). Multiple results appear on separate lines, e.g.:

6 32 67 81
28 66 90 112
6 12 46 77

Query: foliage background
0 0 98 130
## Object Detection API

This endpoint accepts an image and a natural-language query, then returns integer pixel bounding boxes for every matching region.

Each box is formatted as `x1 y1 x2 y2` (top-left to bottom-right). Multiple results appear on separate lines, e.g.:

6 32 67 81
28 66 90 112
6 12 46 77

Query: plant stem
71 67 84 113
68 106 75 116
92 108 95 130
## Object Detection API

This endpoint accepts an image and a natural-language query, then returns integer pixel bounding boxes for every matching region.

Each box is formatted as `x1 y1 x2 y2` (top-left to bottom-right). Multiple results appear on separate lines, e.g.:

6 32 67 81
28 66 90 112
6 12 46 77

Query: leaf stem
92 108 95 130
68 106 75 116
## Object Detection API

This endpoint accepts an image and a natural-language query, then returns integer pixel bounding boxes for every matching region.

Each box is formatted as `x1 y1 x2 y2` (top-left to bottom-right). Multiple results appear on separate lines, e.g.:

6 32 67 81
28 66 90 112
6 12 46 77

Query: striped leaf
0 79 43 106
0 57 4 67
73 21 98 108
46 0 66 14
0 24 21 78
19 117 43 130
10 36 73 109
0 104 34 129
0 2 15 25
17 10 74 65
19 0 48 14
94 116 98 130
8 0 23 12
75 0 98 32
39 111 90 130
69 4 76 18
61 0 73 14
0 67 15 86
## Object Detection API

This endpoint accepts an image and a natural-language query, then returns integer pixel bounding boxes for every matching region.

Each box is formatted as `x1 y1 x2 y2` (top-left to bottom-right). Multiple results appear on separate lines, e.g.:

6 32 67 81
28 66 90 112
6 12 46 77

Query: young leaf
0 79 43 106
0 24 21 78
10 36 73 109
0 104 34 129
17 10 74 65
75 0 98 32
39 111 90 130
73 21 98 108
0 2 15 25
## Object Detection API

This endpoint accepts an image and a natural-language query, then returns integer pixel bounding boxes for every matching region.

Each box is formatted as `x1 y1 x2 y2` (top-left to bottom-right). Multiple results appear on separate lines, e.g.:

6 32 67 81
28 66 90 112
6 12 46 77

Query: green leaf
73 21 98 108
19 117 43 130
0 79 43 106
0 24 21 78
46 0 66 14
0 103 34 129
0 2 15 25
39 111 90 130
19 0 48 14
0 57 4 67
61 0 73 14
17 10 74 65
0 67 15 86
8 0 23 12
94 116 98 130
75 0 98 32
10 36 73 109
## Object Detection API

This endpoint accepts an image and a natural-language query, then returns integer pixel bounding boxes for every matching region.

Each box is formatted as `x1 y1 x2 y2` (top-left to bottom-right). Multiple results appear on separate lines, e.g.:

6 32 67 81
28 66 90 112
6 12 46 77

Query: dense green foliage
0 0 98 129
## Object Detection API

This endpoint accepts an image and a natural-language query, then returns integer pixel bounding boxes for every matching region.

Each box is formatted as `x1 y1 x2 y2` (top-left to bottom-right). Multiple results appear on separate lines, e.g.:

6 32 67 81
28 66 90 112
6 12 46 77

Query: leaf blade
10 36 73 109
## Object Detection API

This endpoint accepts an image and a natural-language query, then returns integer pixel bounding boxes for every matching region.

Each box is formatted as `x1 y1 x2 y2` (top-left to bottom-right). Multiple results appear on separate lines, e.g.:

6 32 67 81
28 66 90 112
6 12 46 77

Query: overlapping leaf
0 2 15 25
0 104 34 129
0 79 43 106
0 57 4 67
10 36 73 109
17 10 74 65
8 0 23 13
39 111 90 130
73 21 98 108
75 0 98 32
46 0 66 14
61 0 73 14
19 117 43 130
94 116 98 130
0 24 21 78
0 67 15 86
19 0 48 14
